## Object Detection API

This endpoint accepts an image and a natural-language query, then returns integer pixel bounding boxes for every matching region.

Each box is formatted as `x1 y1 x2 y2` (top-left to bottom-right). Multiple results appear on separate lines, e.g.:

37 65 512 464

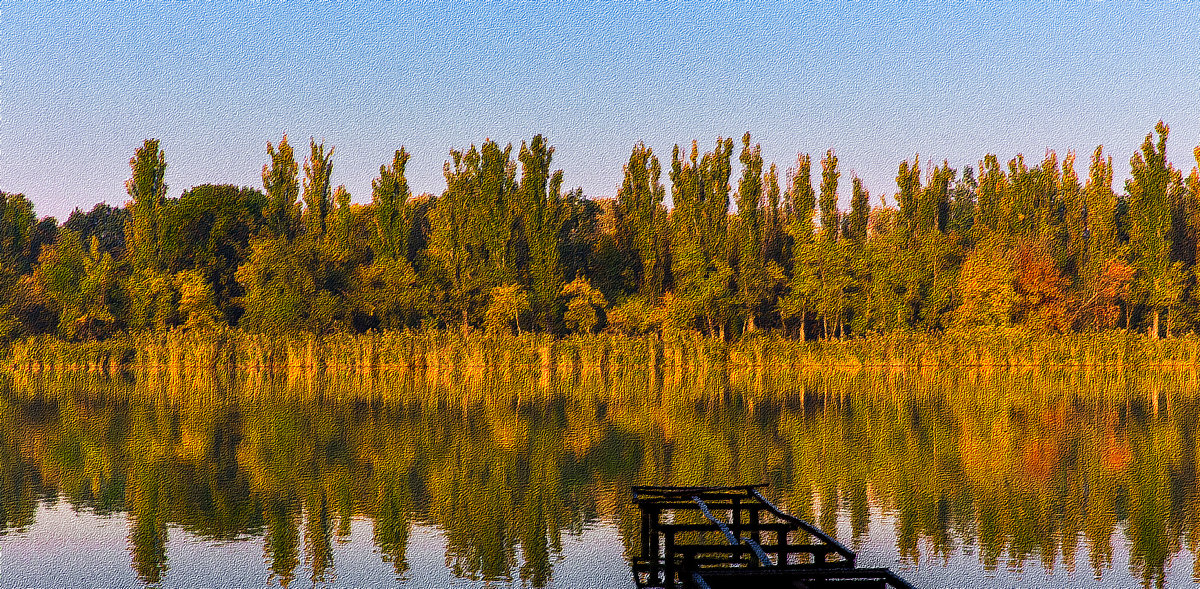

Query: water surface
1 367 1197 588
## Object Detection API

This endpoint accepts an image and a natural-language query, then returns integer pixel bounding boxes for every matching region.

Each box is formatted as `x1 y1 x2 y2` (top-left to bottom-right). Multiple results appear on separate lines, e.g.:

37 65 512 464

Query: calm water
1 366 1198 588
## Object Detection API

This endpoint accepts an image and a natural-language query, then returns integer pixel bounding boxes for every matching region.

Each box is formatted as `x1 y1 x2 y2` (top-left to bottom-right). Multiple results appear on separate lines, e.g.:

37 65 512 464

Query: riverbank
6 328 1200 374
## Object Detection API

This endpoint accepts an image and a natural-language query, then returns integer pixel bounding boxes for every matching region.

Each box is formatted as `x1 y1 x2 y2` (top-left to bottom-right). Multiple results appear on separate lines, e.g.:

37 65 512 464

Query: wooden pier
631 484 915 589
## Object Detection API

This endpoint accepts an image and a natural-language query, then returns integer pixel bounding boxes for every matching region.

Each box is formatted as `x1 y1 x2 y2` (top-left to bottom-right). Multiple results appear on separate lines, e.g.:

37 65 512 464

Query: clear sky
3 1 1198 220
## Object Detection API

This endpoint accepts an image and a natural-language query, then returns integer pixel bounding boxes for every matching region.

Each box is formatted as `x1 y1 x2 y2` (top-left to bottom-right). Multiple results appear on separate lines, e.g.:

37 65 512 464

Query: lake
0 365 1197 588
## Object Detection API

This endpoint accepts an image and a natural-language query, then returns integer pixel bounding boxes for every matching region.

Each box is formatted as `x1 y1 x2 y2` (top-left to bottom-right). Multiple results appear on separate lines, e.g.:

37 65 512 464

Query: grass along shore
6 328 1200 375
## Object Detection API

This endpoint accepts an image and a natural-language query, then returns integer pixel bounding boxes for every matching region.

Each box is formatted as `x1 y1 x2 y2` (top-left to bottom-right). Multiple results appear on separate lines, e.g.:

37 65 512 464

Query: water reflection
0 366 1198 587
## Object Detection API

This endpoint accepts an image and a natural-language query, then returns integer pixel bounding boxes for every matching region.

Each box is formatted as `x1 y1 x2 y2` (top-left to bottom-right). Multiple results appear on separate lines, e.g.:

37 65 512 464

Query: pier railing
631 484 914 589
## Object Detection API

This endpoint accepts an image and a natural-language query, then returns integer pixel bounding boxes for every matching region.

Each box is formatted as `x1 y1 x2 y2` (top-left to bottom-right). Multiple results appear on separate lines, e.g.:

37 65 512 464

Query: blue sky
3 2 1199 219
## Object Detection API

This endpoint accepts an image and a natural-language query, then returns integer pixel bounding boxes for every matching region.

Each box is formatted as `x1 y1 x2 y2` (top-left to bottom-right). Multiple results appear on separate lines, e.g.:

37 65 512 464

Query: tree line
3 122 1200 341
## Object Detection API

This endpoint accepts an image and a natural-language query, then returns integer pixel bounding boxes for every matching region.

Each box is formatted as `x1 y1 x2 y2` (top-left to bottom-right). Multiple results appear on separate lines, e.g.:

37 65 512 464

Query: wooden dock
631 484 915 589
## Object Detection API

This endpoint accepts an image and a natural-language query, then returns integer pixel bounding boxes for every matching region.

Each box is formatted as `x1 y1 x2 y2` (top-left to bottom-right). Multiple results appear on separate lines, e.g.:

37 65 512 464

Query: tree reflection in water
0 365 1197 588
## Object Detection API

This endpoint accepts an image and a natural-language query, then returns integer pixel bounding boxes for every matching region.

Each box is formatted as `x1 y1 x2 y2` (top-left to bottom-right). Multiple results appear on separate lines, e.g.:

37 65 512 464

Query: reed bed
5 328 1200 377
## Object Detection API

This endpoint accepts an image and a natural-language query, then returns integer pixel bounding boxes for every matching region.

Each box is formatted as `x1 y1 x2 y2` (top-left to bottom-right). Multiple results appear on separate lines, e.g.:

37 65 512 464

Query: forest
2 121 1199 342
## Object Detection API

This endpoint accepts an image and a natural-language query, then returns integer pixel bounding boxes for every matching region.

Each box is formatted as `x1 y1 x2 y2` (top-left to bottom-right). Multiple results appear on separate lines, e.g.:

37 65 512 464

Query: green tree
616 142 667 299
846 176 870 243
895 156 921 238
0 191 38 274
818 149 840 242
561 275 606 334
430 142 518 330
1127 122 1180 338
735 133 768 332
263 135 300 240
372 148 414 263
948 166 977 238
125 139 168 272
65 203 128 260
516 135 566 331
303 139 335 238
37 231 122 340
165 184 266 325
669 138 734 337
485 283 529 335
975 154 1007 237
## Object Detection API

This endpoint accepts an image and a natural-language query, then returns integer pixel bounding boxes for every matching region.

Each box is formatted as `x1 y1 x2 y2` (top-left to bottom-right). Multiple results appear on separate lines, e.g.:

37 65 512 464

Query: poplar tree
516 135 565 330
670 138 734 337
126 139 168 272
1127 121 1179 338
431 146 481 330
780 154 817 337
787 154 816 242
948 165 977 238
847 176 870 243
763 163 785 267
735 133 767 331
263 135 300 240
430 140 518 330
976 155 1007 237
616 142 667 299
372 148 414 263
919 162 952 234
895 156 921 238
1077 145 1129 329
1058 151 1085 277
302 139 334 238
818 150 840 242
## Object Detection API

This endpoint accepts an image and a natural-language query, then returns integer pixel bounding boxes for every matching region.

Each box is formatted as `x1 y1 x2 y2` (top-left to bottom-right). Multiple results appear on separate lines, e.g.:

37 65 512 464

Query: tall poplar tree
847 176 869 243
818 150 840 241
126 138 168 272
781 154 818 337
895 156 921 238
975 155 1007 237
1127 121 1179 338
670 138 734 337
430 140 518 330
616 142 667 299
263 135 300 240
372 148 414 263
302 139 334 238
735 133 768 331
516 135 565 330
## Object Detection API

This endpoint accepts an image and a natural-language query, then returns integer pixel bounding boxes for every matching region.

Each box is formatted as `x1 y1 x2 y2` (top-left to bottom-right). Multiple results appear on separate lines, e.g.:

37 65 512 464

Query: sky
2 1 1199 220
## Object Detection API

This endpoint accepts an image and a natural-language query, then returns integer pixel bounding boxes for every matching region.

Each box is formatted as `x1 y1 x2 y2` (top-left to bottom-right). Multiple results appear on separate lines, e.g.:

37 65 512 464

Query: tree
616 142 667 299
516 135 566 331
65 203 128 260
975 154 1007 237
167 184 266 325
37 231 122 340
263 135 300 240
895 156 921 238
430 141 519 331
846 176 869 243
1127 122 1179 338
125 139 168 272
669 138 734 337
561 275 606 334
485 283 529 335
948 165 977 238
235 235 345 334
302 139 335 238
819 149 840 242
372 148 414 263
955 237 1015 328
735 133 768 331
175 269 221 330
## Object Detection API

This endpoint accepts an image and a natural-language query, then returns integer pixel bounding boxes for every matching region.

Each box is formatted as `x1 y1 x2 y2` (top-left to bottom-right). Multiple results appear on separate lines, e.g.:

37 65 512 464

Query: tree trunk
1152 309 1159 340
